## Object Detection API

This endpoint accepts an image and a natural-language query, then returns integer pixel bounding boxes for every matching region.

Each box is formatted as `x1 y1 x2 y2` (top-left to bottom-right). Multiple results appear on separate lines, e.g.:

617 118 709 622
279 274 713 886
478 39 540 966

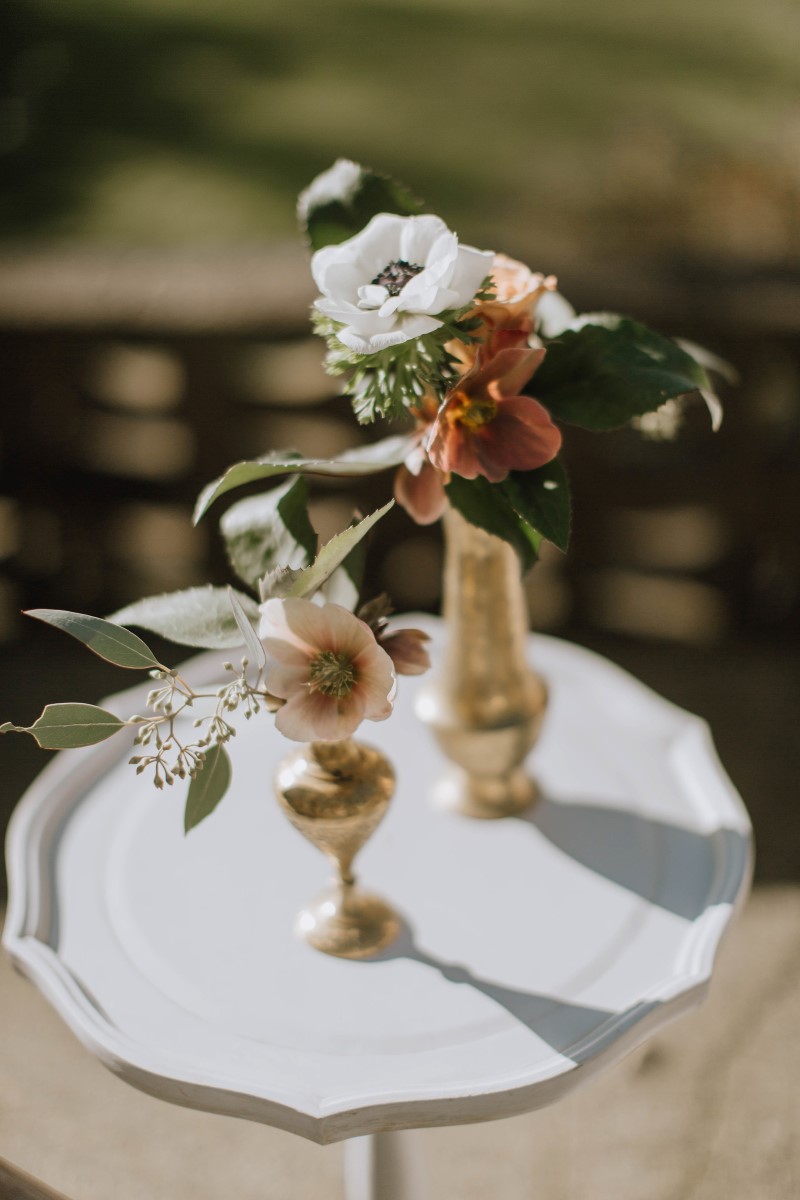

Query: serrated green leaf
227 587 267 671
26 703 126 749
299 160 423 251
533 316 712 431
500 457 571 554
25 609 160 670
320 515 368 610
110 586 260 650
445 476 542 573
194 434 415 523
260 502 394 600
220 477 317 592
184 743 231 833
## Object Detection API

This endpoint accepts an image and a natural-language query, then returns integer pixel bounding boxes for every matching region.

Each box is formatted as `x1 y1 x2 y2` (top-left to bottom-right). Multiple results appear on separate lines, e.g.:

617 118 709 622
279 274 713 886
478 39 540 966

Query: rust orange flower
393 393 448 525
427 347 561 484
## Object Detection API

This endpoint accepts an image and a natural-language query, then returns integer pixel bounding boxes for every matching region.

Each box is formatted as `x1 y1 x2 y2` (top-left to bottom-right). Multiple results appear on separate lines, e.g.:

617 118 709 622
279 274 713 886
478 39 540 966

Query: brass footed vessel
416 508 547 819
274 738 400 959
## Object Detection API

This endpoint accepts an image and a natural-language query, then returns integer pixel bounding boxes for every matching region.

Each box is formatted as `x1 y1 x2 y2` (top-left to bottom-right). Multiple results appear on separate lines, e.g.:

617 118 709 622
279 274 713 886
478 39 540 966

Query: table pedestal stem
344 1131 426 1200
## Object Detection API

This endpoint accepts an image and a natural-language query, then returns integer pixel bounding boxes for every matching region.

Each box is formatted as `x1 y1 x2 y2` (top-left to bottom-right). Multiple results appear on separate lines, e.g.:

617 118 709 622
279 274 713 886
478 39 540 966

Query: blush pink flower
427 347 561 484
259 598 396 742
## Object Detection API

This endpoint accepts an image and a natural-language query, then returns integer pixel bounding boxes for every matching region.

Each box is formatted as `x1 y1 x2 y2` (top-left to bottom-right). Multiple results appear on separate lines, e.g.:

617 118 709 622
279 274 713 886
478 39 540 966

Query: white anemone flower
312 213 494 355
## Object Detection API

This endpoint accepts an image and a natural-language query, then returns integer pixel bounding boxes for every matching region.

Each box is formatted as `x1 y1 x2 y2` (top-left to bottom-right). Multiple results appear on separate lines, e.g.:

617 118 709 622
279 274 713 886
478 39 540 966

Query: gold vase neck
440 508 538 716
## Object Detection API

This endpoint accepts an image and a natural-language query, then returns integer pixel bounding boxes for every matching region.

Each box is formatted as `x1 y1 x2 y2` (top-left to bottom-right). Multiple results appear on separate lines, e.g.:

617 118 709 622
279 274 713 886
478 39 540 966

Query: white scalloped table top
3 620 752 1143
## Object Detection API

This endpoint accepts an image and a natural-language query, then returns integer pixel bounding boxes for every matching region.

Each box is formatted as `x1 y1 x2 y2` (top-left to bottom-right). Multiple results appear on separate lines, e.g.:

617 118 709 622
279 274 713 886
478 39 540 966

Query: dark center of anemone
308 651 357 699
371 259 424 297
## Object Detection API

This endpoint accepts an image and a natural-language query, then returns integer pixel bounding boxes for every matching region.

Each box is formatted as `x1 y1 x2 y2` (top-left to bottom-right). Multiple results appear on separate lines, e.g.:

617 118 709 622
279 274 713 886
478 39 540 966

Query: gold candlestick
274 739 400 959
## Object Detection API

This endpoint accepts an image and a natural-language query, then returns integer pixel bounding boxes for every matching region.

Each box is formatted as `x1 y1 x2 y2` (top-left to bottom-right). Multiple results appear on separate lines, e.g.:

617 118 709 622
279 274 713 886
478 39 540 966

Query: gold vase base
295 885 401 960
432 767 539 820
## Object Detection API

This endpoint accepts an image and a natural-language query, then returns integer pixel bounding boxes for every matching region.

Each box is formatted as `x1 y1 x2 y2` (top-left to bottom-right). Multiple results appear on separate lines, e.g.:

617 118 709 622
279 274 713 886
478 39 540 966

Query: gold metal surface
274 739 400 959
416 507 547 818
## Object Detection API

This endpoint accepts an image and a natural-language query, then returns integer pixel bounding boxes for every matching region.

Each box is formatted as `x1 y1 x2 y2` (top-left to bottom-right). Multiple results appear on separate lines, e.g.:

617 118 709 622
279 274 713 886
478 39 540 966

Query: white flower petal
357 283 389 309
297 159 363 222
338 313 443 354
399 214 449 264
397 280 459 315
536 290 577 337
448 244 495 306
423 232 459 279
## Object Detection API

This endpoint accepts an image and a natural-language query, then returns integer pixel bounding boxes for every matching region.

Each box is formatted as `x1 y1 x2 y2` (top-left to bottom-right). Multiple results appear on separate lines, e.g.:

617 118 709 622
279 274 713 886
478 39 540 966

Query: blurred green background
2 0 799 268
0 0 799 891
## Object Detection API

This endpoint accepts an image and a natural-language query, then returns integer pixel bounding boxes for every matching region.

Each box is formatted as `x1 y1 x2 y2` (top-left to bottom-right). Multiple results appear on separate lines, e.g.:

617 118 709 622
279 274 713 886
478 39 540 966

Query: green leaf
500 457 571 554
220 476 317 592
320 524 367 610
194 434 415 523
227 587 267 671
298 159 423 251
533 316 712 431
184 743 232 833
260 501 394 600
21 703 126 749
445 476 542 573
110 587 260 650
25 609 161 670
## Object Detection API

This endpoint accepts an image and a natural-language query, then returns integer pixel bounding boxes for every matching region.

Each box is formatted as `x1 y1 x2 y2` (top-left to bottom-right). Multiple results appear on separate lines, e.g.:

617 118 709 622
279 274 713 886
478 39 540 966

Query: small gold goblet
274 739 400 959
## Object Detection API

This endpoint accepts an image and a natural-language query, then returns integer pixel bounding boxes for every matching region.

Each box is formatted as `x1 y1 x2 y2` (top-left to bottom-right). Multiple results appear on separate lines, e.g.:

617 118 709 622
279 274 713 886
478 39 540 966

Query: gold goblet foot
296 881 400 960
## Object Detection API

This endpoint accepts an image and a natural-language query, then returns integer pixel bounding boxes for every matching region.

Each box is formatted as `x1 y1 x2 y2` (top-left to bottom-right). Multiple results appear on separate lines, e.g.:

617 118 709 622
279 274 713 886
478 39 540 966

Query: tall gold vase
415 508 548 818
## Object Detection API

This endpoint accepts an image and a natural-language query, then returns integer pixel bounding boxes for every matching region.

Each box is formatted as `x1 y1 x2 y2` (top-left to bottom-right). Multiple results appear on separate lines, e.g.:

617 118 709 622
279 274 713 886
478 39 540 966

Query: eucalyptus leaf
534 316 712 431
14 703 127 749
298 159 423 252
227 587 267 671
194 434 414 523
110 586 260 650
184 743 232 833
260 501 393 600
445 476 542 573
220 476 317 591
500 457 571 554
25 609 161 669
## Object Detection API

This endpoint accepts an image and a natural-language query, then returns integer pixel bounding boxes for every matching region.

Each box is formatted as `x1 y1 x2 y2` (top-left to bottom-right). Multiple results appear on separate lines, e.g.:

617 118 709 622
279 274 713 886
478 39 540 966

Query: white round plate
3 620 752 1142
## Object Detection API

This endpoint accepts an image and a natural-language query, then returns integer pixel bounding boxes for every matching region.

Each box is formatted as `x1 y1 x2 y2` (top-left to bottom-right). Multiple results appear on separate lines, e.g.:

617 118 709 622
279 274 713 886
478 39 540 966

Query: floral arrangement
1 159 725 831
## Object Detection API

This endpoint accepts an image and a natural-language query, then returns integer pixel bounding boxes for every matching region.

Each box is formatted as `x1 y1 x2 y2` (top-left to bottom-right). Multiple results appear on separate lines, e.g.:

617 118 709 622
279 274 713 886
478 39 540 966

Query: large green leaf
194 434 415 523
1 703 126 749
500 457 571 554
220 476 317 592
110 587 260 650
320 524 367 610
445 476 542 573
533 315 712 431
25 609 161 670
261 502 393 600
184 743 232 833
298 159 423 251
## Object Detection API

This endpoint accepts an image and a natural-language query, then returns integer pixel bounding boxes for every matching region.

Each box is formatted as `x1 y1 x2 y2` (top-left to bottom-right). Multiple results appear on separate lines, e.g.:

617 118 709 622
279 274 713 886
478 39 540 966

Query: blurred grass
1 0 799 261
